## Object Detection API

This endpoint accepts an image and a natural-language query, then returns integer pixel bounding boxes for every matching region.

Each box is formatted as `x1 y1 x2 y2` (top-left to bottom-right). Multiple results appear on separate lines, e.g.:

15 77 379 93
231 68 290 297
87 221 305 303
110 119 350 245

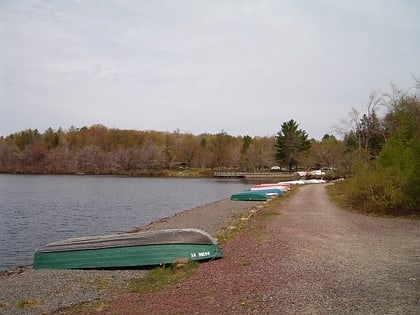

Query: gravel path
0 199 263 315
100 184 420 315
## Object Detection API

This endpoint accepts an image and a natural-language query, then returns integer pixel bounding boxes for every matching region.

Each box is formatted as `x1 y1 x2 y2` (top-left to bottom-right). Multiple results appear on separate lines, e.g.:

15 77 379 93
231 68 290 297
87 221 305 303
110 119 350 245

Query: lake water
0 174 251 272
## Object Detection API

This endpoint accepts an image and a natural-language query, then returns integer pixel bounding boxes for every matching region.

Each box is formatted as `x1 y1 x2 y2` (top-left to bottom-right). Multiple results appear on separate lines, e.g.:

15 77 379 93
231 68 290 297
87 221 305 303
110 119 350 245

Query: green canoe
230 191 269 201
33 228 223 269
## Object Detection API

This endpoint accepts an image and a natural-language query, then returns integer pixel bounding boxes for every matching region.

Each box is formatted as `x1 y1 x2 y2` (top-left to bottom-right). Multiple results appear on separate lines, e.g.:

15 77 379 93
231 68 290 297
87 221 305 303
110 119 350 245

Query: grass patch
239 260 251 267
217 191 295 244
216 216 250 244
95 278 111 290
53 300 108 315
127 261 199 294
17 298 41 309
325 182 349 208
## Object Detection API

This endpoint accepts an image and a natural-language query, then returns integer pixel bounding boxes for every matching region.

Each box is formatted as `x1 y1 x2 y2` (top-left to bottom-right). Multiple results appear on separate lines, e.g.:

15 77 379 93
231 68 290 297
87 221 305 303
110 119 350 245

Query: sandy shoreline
0 198 265 315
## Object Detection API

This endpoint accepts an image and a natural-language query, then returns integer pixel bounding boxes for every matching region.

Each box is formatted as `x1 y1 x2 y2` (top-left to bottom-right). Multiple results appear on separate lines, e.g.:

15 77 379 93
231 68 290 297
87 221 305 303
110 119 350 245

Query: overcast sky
1 0 419 139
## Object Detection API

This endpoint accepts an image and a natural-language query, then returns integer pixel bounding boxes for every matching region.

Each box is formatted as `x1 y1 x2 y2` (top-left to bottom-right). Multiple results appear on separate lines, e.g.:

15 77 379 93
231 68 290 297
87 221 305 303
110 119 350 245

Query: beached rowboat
248 188 283 196
230 191 269 201
252 183 291 191
251 185 288 193
33 228 223 269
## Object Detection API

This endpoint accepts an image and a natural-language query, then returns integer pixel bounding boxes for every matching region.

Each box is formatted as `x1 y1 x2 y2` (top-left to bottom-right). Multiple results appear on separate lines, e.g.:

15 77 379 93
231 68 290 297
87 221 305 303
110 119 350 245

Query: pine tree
275 119 311 171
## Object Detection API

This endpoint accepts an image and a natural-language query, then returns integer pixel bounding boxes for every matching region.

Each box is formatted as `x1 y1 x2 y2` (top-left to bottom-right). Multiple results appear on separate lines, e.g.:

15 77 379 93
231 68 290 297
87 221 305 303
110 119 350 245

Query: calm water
0 174 251 272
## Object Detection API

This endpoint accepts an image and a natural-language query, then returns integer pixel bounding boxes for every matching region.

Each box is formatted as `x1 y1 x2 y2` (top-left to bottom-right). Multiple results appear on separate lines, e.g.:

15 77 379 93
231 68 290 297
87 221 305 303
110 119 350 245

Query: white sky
1 0 419 140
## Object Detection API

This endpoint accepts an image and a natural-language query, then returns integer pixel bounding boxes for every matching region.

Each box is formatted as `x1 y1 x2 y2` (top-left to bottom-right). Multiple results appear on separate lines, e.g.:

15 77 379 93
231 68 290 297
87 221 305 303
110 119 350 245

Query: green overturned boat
230 191 269 201
33 228 223 269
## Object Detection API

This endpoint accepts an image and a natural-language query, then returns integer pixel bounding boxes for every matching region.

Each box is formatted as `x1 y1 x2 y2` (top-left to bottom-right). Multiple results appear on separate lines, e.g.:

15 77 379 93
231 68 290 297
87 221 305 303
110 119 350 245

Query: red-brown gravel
98 184 420 314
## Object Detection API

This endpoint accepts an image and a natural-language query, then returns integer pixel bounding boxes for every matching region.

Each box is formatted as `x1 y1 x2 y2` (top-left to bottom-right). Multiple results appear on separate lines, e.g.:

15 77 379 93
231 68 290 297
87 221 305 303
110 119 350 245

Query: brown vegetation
0 125 348 176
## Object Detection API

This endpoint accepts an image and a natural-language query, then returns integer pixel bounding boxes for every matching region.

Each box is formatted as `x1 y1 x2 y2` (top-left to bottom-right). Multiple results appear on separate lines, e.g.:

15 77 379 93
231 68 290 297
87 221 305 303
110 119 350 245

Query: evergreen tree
275 119 311 171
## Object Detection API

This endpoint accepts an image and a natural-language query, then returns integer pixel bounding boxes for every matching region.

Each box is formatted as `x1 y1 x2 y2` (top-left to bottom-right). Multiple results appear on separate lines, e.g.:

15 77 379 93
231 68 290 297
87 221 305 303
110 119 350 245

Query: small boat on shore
33 228 223 269
253 183 292 191
249 188 283 196
251 185 288 193
281 179 326 185
230 191 269 201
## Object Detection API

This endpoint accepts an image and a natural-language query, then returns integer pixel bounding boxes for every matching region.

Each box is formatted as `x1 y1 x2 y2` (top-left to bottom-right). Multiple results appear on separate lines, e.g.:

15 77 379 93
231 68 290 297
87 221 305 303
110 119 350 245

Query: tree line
0 101 405 179
0 126 269 174
0 121 350 176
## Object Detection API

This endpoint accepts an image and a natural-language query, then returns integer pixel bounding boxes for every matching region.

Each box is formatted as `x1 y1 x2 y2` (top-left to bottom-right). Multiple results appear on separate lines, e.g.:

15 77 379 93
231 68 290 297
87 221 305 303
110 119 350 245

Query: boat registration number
190 251 211 258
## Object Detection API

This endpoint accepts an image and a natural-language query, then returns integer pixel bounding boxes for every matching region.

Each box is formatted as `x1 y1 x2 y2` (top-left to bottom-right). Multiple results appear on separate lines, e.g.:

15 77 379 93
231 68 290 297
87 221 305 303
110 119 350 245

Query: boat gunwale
36 228 219 253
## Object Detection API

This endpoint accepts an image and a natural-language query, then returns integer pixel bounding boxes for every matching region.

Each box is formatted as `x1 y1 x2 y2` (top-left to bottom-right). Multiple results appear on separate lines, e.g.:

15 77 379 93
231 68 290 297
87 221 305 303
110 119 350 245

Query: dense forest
0 123 346 176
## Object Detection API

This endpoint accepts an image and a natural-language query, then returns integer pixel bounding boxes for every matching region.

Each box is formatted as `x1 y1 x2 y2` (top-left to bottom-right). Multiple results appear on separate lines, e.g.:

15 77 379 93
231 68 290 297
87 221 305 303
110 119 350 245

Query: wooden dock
214 172 294 179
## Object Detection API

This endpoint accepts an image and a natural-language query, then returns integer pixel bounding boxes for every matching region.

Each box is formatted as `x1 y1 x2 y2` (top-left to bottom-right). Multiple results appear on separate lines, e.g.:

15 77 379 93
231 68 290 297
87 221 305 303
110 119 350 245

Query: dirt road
102 184 420 314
